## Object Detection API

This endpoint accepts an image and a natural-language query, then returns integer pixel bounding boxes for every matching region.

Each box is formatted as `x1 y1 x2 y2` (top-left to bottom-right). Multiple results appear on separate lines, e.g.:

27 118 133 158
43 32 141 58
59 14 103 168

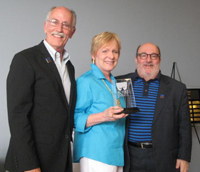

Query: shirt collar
43 40 70 64
91 63 115 81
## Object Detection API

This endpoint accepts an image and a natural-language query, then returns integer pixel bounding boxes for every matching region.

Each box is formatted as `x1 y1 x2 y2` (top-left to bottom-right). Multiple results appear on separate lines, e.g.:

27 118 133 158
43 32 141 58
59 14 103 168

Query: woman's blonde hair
90 31 121 58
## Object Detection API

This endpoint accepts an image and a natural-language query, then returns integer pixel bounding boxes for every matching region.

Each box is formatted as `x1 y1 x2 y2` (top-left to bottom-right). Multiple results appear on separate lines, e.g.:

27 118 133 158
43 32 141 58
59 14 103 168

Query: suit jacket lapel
66 61 76 106
37 41 69 109
152 75 171 127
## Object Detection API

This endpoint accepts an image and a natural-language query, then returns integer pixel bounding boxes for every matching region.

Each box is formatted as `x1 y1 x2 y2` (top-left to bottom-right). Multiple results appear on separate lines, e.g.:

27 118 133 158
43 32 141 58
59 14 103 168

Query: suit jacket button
65 135 69 139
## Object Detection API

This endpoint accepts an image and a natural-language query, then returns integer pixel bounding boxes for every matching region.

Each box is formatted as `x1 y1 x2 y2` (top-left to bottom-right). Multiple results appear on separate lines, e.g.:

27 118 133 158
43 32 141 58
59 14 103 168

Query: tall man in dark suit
5 6 77 172
116 43 192 172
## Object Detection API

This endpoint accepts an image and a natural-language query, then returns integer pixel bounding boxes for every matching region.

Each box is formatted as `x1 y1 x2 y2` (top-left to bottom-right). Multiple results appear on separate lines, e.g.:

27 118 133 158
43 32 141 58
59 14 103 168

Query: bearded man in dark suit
116 43 192 172
5 6 77 172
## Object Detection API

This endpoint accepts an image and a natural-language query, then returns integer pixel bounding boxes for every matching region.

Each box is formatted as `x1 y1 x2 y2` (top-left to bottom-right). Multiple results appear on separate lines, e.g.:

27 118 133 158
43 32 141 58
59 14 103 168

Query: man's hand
25 168 41 172
176 159 189 172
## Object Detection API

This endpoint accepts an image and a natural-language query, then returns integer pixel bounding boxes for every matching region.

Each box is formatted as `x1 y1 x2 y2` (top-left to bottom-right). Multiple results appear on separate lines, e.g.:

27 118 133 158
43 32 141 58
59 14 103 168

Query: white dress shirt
43 40 71 103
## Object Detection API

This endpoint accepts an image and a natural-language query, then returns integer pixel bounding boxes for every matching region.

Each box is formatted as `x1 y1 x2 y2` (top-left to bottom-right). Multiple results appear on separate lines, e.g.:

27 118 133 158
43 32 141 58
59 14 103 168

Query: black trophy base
116 107 140 114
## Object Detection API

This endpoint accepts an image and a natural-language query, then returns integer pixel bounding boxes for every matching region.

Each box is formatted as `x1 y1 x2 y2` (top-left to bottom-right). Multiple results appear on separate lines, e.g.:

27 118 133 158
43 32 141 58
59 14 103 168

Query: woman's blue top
73 64 125 166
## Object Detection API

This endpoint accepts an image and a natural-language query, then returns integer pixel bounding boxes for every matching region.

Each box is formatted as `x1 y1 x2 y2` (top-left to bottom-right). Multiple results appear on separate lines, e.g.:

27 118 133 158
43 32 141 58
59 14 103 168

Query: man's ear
69 28 76 39
135 57 138 64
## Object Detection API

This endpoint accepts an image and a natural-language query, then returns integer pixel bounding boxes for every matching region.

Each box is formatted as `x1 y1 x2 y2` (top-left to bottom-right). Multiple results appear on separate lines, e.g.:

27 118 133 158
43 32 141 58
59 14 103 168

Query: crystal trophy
115 78 140 114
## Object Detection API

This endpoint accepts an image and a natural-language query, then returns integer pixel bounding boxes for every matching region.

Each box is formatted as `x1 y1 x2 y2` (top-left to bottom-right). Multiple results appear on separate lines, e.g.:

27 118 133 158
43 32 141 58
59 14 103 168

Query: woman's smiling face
92 40 120 76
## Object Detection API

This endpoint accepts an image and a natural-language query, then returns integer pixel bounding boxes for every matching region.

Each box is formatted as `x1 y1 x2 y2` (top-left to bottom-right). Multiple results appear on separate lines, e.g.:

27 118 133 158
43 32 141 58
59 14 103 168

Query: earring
92 59 95 64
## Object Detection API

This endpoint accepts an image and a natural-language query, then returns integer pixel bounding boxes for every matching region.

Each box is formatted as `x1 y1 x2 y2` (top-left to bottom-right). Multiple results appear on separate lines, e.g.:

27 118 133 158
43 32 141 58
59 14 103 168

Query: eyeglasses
47 19 72 30
137 53 160 60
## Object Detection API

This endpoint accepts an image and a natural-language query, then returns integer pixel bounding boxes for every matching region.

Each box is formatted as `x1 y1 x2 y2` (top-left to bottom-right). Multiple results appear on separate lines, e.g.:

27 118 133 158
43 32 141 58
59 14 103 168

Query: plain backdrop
0 0 200 171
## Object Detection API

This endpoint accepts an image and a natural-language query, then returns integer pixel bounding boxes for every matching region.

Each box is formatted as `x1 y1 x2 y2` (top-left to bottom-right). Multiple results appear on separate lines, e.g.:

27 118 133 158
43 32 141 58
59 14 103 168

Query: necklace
102 79 121 107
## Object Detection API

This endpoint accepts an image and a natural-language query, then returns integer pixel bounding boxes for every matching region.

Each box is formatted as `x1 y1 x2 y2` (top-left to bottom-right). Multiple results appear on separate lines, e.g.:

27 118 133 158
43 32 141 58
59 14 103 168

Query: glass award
115 78 140 114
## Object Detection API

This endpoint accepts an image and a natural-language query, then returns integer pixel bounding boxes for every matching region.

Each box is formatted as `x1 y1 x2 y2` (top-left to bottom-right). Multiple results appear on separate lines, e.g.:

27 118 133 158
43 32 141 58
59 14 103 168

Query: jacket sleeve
177 85 192 162
7 52 40 171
